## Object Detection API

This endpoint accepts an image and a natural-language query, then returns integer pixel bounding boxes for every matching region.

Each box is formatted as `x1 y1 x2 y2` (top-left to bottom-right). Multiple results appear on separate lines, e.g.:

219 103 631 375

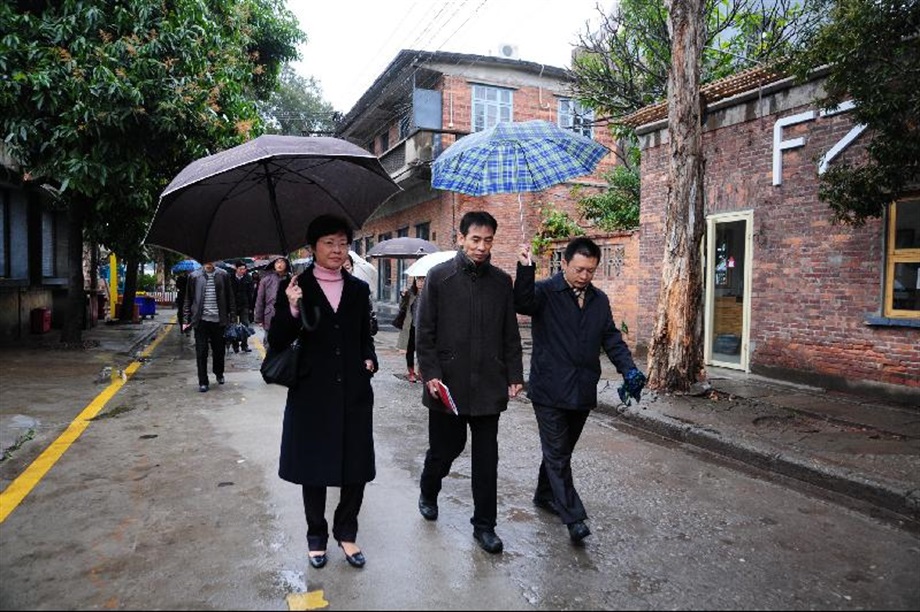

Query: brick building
628 67 918 397
336 50 615 318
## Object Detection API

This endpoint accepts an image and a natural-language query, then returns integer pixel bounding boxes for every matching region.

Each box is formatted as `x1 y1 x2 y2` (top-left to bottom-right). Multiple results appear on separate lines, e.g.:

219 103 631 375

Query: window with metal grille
558 98 594 139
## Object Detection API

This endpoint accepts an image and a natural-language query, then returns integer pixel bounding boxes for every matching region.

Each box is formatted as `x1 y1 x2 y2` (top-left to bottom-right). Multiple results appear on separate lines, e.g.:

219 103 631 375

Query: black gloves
617 367 647 406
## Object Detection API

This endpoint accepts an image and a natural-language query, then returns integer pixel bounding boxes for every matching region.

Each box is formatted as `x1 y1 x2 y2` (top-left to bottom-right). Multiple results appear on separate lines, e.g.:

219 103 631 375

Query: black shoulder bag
260 299 320 388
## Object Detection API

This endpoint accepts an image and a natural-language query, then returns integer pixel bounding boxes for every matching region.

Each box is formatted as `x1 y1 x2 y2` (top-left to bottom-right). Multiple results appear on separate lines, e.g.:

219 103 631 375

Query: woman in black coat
269 214 378 570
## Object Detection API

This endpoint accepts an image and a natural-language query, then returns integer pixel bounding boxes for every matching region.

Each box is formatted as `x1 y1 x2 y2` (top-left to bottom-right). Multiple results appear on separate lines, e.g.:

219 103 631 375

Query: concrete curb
599 400 920 525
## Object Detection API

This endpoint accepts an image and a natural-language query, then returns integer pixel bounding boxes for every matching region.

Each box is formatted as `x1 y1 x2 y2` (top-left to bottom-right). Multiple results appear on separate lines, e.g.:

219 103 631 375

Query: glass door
705 212 752 370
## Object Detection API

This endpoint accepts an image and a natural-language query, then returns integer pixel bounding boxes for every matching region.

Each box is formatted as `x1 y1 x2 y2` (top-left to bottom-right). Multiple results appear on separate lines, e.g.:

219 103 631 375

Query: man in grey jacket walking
183 262 236 392
415 211 524 554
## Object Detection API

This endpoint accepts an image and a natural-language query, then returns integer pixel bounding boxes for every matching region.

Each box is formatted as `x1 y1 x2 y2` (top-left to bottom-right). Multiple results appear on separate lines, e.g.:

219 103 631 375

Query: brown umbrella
144 135 401 262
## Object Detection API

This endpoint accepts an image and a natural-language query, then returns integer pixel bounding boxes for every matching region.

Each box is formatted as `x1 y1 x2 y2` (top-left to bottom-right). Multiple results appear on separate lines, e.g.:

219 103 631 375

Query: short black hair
307 214 353 248
564 237 601 263
235 260 247 268
459 211 498 236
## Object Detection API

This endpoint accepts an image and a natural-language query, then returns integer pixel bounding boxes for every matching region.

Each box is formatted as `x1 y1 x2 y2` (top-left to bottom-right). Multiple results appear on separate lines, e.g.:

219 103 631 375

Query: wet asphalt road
0 325 918 610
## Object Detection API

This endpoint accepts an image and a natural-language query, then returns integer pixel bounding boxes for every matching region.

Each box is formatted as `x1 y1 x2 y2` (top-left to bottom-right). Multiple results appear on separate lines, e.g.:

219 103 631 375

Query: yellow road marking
286 590 329 610
0 319 172 523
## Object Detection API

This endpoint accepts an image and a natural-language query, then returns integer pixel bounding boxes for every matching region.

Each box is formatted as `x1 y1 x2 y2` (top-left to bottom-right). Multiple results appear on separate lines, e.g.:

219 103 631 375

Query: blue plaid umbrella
171 259 201 273
431 120 608 196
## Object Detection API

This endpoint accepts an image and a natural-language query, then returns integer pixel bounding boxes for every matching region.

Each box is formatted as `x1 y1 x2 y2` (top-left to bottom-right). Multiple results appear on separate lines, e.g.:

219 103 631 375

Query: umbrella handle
297 298 321 331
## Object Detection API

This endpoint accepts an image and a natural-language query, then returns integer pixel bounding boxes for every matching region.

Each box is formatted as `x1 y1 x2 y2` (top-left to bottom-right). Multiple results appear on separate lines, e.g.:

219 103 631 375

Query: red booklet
434 380 459 415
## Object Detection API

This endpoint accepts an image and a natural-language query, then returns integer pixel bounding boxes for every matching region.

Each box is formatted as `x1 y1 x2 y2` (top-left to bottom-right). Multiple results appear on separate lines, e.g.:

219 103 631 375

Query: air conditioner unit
497 43 519 60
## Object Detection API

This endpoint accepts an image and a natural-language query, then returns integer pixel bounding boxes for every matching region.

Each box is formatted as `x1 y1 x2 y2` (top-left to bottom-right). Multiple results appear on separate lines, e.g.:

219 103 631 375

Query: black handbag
260 338 301 388
260 299 319 388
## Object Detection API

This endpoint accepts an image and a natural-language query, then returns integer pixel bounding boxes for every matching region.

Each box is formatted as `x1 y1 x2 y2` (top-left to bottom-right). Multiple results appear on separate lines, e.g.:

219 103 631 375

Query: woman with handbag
269 214 378 571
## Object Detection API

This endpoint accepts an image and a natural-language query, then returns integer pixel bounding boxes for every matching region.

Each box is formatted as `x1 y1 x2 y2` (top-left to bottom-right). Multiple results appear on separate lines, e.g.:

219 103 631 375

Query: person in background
270 214 378 570
254 256 291 348
230 260 254 353
182 262 235 392
414 211 524 555
514 236 646 544
394 276 423 382
344 253 378 336
175 272 189 334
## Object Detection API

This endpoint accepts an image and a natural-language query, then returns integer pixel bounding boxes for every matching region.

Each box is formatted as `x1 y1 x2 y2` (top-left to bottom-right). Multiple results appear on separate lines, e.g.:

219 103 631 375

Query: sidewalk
3 313 919 530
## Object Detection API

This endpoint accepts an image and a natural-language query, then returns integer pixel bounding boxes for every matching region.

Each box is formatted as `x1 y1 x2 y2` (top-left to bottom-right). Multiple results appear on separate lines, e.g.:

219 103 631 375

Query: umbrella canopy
431 120 608 196
403 250 457 277
348 250 378 287
144 135 401 263
367 237 440 258
171 259 201 273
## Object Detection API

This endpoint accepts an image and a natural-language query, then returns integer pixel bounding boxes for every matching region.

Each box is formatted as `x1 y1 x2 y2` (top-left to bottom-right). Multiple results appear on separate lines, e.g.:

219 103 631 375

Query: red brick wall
359 70 616 303
638 87 919 389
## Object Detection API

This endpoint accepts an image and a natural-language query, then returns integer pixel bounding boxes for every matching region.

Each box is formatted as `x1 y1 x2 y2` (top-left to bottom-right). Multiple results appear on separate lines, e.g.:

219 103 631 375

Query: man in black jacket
415 211 524 555
514 237 646 544
230 261 254 352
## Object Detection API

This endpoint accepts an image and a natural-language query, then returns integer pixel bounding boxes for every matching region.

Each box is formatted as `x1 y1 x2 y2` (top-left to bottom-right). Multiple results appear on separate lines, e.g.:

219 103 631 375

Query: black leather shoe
242 347 252 353
533 497 560 516
473 529 503 554
418 494 438 521
199 384 209 393
217 375 225 384
308 552 327 569
338 543 366 568
567 520 591 543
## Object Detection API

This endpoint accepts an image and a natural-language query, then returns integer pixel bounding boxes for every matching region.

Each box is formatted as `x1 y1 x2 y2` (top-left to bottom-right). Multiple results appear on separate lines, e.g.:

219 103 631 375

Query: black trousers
193 320 226 385
302 484 366 551
405 326 416 369
232 308 251 350
420 409 500 531
532 404 590 525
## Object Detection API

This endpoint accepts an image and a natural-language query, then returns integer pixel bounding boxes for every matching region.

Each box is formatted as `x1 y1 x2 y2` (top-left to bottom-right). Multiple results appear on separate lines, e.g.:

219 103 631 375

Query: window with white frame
472 84 513 132
885 196 920 317
558 98 594 138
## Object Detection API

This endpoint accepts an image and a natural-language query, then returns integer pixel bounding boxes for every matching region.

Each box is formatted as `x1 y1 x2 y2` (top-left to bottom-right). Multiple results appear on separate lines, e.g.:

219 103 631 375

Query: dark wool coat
415 253 524 416
514 264 636 411
268 266 379 486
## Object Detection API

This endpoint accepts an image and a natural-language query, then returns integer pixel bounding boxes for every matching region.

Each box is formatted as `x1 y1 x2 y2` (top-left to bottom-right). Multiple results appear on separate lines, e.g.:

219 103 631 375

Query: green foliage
574 148 641 232
531 205 584 256
788 0 920 226
0 0 304 258
138 273 157 291
258 65 340 135
572 0 821 121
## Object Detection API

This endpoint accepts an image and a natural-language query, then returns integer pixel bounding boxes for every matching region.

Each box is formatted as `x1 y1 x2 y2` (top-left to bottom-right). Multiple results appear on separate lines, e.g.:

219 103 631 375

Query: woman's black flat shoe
308 552 327 569
338 543 366 568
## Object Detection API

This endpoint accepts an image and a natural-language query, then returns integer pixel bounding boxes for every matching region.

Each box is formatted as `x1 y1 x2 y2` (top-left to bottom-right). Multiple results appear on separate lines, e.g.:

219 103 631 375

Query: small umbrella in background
171 259 201 273
347 250 379 292
144 135 401 262
367 237 440 258
431 120 608 240
403 250 457 277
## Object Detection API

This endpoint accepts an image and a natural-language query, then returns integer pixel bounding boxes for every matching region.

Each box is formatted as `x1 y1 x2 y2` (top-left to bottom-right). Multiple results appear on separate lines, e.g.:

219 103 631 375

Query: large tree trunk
648 0 707 392
118 257 140 322
60 195 88 344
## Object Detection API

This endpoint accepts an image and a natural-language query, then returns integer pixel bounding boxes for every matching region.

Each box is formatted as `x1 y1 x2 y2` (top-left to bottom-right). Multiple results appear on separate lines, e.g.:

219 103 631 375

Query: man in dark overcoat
514 237 645 544
415 210 524 555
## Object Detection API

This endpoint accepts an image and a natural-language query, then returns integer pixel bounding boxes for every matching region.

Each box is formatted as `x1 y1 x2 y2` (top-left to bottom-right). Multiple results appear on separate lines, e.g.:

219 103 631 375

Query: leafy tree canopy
789 0 920 226
258 65 340 136
0 0 304 257
572 0 820 127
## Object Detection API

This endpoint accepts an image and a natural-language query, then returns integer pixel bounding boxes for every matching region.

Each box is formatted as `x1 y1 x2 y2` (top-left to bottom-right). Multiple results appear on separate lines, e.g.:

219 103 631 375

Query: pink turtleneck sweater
313 263 344 312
